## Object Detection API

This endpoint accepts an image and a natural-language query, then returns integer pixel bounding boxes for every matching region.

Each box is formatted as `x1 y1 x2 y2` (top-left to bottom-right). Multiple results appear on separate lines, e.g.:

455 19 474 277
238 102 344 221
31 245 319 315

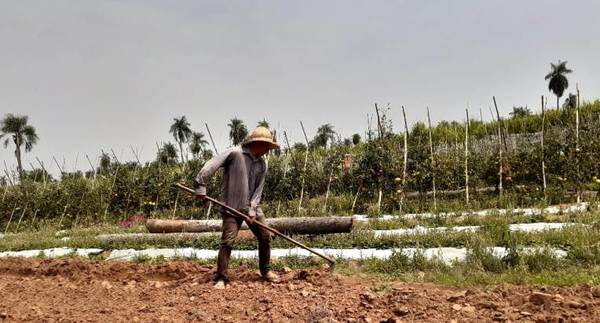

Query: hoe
174 183 336 270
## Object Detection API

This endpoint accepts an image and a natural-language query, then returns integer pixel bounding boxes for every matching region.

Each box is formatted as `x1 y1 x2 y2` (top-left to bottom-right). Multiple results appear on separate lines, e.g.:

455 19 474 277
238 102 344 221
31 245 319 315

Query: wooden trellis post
426 107 437 212
399 106 409 213
541 95 547 201
374 103 384 140
493 97 504 199
298 121 310 212
15 206 27 233
323 167 334 213
465 108 470 205
576 83 581 203
205 123 218 154
4 203 17 234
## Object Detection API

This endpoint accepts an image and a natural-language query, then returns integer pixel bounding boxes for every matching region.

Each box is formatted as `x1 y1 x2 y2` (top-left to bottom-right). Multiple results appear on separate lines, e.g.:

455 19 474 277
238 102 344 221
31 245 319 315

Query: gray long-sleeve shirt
194 146 267 216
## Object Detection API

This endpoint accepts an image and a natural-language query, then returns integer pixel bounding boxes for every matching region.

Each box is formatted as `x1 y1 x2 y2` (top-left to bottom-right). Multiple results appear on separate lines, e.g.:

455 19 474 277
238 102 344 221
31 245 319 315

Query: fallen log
146 217 353 235
97 231 257 245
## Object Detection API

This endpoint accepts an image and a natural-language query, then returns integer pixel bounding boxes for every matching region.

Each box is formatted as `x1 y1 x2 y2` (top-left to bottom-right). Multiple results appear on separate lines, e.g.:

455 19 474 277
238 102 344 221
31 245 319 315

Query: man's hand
195 187 206 201
246 208 257 224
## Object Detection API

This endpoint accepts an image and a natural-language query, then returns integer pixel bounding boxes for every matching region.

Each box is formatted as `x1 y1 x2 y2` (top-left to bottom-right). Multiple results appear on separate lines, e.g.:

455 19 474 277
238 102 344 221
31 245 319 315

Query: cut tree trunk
97 230 262 245
146 217 353 235
14 137 23 182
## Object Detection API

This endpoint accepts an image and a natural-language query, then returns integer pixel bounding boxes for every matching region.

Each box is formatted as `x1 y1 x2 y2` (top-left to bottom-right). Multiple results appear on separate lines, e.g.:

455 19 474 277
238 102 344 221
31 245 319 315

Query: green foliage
228 117 248 145
257 119 270 128
169 116 192 163
312 124 336 148
188 132 208 159
2 101 600 226
509 106 531 119
0 113 39 152
545 60 572 108
1 113 39 179
157 142 178 165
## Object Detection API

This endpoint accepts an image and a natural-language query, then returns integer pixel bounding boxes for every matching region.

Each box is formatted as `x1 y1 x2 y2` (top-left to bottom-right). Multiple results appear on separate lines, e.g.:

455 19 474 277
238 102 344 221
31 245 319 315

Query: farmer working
194 126 280 289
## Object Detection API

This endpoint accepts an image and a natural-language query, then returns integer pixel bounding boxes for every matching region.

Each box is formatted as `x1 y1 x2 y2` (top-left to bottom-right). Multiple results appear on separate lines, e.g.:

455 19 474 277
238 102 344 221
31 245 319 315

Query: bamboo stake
206 201 212 219
205 123 218 154
374 103 383 140
351 186 361 214
541 96 547 201
399 106 409 213
172 191 180 219
4 203 17 234
130 146 141 164
31 209 39 228
103 165 120 222
465 108 470 205
323 167 334 213
283 131 291 178
15 206 27 232
35 157 47 187
480 108 488 137
576 83 581 203
493 97 508 151
366 113 373 141
491 103 503 199
155 143 162 211
59 204 68 228
298 120 310 212
52 156 64 176
109 149 121 164
62 157 67 175
376 189 383 214
426 107 437 212
493 97 509 199
85 155 96 180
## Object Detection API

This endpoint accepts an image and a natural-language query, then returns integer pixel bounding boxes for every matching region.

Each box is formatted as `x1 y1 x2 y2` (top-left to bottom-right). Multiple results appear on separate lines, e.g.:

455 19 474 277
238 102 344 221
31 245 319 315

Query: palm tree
157 142 178 165
228 118 248 146
0 114 39 181
257 119 270 128
189 131 208 159
169 116 192 163
545 60 572 110
312 124 336 148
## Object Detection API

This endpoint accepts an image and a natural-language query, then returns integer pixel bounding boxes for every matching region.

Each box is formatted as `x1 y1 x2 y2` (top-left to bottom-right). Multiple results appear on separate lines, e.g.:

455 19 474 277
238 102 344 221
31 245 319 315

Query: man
194 126 280 289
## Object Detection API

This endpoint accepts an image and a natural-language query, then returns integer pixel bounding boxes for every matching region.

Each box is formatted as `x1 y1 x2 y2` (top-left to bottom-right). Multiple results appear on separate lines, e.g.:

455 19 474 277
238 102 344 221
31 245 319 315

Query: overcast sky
1 0 599 176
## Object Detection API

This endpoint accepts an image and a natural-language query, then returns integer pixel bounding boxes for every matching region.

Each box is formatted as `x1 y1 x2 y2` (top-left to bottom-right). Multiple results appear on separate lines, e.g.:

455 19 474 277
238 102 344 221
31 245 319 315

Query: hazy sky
1 0 599 176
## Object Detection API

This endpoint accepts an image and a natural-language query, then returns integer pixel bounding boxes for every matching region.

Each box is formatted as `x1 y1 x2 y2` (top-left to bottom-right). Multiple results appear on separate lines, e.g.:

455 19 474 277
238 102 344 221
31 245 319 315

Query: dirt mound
0 258 599 322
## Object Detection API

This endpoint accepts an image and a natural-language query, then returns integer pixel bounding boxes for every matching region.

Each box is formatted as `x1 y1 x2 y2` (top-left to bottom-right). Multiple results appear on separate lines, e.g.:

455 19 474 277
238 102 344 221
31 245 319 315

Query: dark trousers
215 212 271 282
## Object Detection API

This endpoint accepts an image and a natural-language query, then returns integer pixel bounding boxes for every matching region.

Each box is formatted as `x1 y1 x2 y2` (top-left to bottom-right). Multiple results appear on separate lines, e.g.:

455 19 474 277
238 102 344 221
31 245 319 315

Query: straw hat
242 126 280 149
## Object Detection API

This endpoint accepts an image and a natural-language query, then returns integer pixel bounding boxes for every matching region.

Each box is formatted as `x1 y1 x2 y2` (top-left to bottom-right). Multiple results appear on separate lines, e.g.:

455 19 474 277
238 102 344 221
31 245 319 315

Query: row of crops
1 100 600 229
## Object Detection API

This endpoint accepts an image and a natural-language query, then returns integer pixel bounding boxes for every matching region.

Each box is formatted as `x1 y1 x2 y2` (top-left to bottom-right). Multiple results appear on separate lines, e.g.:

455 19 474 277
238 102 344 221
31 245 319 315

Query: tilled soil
0 258 599 322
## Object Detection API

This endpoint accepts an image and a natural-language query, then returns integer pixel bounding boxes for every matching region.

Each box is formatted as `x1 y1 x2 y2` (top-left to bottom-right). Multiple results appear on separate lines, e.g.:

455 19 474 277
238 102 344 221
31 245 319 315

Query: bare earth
0 258 599 322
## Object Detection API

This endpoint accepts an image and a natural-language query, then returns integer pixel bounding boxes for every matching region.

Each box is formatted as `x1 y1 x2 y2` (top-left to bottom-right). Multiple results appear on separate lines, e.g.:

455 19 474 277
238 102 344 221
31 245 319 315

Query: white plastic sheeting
353 202 589 222
0 247 103 258
373 222 585 237
104 246 566 264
